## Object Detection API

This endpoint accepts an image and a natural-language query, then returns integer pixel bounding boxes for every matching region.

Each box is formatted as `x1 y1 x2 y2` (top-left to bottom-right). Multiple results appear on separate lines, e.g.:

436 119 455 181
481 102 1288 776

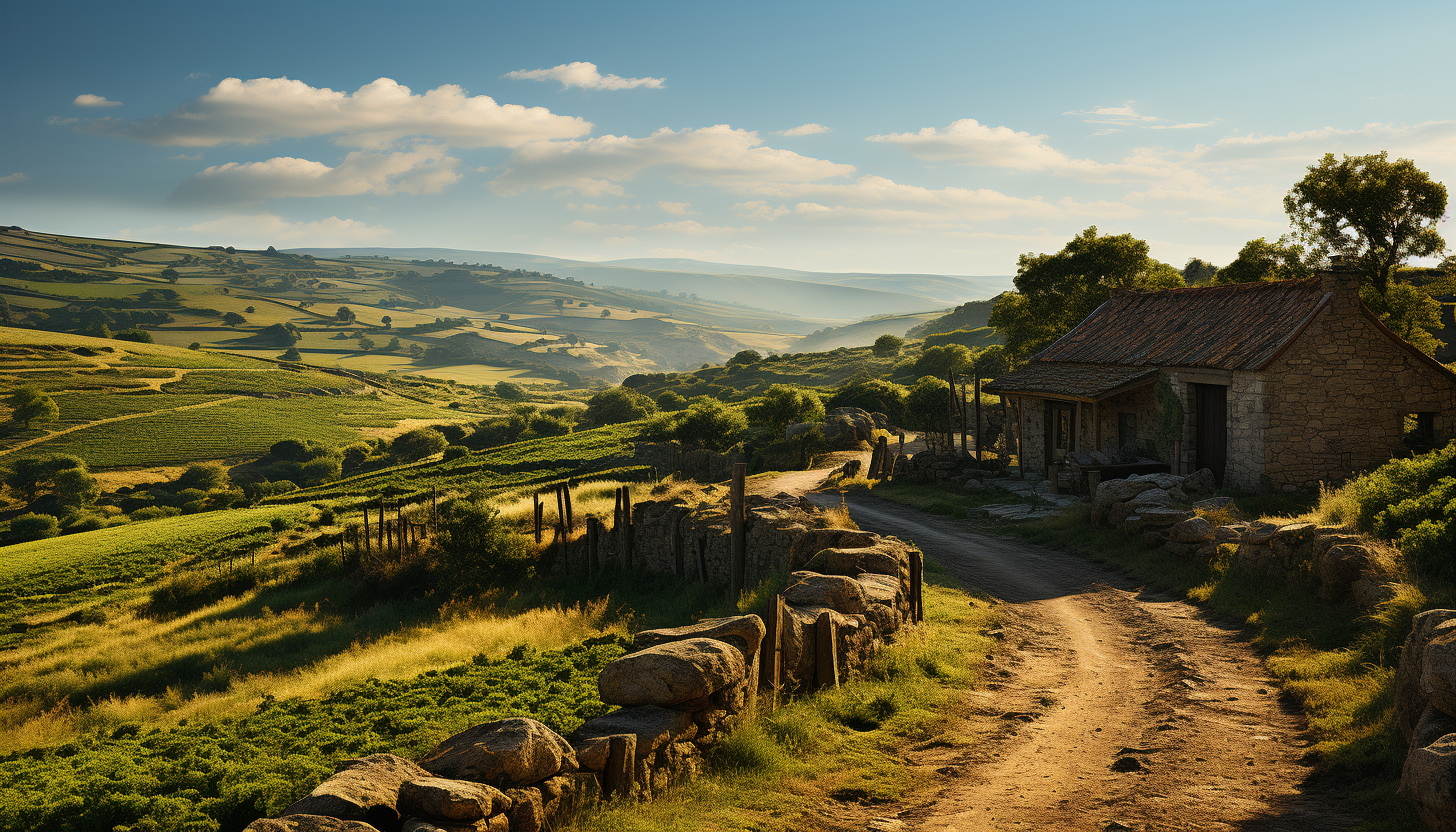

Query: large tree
1214 237 1315 285
1284 151 1448 294
988 227 1183 360
6 386 58 429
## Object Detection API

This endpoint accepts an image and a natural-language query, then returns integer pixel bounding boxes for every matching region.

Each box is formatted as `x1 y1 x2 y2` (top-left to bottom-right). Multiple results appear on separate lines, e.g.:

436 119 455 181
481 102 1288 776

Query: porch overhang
983 362 1159 403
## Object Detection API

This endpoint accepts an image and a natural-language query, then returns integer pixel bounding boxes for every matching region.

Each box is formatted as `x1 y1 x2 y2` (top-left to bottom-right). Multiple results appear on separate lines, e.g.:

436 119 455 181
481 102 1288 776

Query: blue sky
2 0 1453 277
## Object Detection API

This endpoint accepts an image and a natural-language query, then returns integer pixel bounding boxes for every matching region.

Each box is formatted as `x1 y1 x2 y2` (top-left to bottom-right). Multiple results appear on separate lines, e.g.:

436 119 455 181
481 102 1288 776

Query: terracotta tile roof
983 362 1157 401
1032 278 1331 370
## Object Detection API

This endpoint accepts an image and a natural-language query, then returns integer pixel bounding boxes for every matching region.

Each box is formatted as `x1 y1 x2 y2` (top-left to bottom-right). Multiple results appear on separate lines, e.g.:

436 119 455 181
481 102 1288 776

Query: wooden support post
815 611 839 689
362 509 370 556
973 374 983 464
587 517 600 574
619 486 632 568
1074 400 1082 454
1000 395 1009 462
604 734 636 799
1172 439 1182 476
759 595 784 711
909 549 921 624
960 376 969 457
1016 397 1027 479
563 481 574 529
868 440 883 481
556 484 568 574
729 462 746 598
876 435 889 478
377 501 384 552
533 493 543 544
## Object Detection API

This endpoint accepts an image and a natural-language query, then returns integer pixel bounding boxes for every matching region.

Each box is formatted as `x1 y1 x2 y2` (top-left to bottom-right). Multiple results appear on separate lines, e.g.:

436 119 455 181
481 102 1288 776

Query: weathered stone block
419 718 576 789
1396 611 1456 741
598 638 746 708
283 754 429 823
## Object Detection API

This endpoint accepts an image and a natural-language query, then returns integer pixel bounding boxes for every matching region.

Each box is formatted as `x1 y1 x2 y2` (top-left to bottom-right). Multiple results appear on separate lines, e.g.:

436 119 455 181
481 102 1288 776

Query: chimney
1319 254 1361 312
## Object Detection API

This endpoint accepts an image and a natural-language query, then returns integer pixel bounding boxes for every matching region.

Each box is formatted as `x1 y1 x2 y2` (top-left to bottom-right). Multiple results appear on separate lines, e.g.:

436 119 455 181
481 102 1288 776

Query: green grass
27 395 460 468
570 566 996 832
159 369 363 396
45 392 226 423
0 505 312 632
865 482 1425 831
0 636 627 832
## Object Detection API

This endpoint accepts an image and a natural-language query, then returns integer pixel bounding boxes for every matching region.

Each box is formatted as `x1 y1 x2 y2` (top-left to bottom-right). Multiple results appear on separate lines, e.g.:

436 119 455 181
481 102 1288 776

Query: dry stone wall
244 501 920 832
1090 471 1394 608
1395 610 1456 830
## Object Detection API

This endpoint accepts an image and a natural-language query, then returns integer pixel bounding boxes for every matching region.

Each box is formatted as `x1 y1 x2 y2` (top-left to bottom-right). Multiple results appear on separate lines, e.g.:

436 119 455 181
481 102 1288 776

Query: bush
656 391 687 411
114 328 154 343
177 462 230 491
130 505 181 521
443 445 470 461
872 334 904 357
828 378 908 424
746 385 824 440
10 512 60 541
1328 440 1456 576
583 387 656 427
435 498 534 592
727 349 762 366
494 381 527 401
392 427 448 461
912 344 974 378
299 455 343 485
675 397 748 451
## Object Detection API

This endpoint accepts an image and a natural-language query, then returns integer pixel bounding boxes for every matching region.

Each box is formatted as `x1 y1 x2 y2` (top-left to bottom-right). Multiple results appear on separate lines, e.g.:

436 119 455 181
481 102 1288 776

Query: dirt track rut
801 492 1357 832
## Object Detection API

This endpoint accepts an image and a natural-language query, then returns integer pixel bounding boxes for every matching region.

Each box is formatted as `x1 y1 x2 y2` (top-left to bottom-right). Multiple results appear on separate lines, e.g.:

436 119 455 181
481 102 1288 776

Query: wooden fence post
362 509 370 557
868 440 883 480
729 463 746 598
815 611 839 689
533 493 543 544
759 595 784 711
910 549 924 624
960 375 969 457
563 481 574 529
587 517 600 574
973 374 983 464
377 500 384 553
876 435 889 478
604 734 635 799
556 484 568 574
397 502 405 557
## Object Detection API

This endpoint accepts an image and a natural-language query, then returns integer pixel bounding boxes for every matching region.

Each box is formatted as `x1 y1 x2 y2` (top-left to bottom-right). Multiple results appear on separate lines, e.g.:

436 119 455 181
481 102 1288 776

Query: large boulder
1128 472 1185 491
782 572 869 615
283 754 429 824
802 546 903 578
504 788 545 832
632 615 766 666
1396 611 1456 741
1402 733 1456 831
398 777 508 822
1136 508 1195 528
246 818 380 832
1128 488 1173 510
573 705 696 760
1316 544 1373 603
419 718 576 789
1426 628 1456 720
1181 468 1217 496
404 819 508 832
853 573 903 609
598 637 746 708
1094 478 1158 510
1169 516 1214 544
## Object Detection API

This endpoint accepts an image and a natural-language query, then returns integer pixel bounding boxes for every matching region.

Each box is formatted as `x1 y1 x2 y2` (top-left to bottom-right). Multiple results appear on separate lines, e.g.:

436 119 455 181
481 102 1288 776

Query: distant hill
794 310 947 353
290 246 1010 322
905 299 998 339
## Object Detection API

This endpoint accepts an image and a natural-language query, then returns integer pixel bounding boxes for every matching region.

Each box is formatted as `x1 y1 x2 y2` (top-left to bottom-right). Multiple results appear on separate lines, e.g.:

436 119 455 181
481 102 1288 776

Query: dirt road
772 469 1358 831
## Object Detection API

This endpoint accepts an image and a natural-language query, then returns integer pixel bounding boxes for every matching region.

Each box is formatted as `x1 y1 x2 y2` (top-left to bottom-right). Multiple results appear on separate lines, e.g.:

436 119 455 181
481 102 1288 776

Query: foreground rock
631 615 766 665
398 777 508 822
598 637 746 708
419 718 576 788
283 754 429 824
246 817 381 832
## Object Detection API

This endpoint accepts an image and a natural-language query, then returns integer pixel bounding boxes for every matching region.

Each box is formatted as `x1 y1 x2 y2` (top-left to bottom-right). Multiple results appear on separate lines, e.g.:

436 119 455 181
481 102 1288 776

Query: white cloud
171 146 461 204
1065 102 1213 133
732 201 790 221
46 116 79 126
82 76 590 148
566 202 640 212
657 201 693 215
868 118 1076 171
1199 120 1456 168
179 213 393 245
185 72 211 81
490 125 854 195
779 123 830 136
503 61 664 91
170 153 203 162
0 172 27 185
73 94 121 108
752 174 1131 222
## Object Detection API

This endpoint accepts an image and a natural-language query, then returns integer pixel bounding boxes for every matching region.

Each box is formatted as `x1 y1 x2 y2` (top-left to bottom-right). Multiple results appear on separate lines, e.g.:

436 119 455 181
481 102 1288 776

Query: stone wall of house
1260 270 1456 490
1093 385 1159 457
1015 396 1047 476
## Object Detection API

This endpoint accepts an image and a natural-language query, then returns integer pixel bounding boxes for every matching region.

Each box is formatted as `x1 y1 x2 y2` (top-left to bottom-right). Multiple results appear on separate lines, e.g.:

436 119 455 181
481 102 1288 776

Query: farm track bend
761 459 1357 831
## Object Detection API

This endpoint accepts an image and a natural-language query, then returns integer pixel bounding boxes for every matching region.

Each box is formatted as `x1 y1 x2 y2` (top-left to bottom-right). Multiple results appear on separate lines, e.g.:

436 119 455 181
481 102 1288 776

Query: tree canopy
6 386 58 429
1214 237 1315 285
583 387 656 427
988 226 1183 361
871 334 904 357
1285 151 1448 294
746 385 824 440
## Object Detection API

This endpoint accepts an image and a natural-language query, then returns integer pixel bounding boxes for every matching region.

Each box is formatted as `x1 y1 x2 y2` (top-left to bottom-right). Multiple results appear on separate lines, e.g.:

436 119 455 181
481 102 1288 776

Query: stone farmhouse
984 263 1456 492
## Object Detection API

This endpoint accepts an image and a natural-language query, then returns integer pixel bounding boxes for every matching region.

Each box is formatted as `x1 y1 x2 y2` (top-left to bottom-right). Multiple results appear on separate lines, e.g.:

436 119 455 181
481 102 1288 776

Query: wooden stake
815 611 839 689
973 374 983 465
729 463 746 598
960 376 969 457
533 492 542 544
910 549 924 624
377 501 384 553
587 517 600 574
604 734 636 799
563 481 574 529
556 484 568 574
362 509 370 557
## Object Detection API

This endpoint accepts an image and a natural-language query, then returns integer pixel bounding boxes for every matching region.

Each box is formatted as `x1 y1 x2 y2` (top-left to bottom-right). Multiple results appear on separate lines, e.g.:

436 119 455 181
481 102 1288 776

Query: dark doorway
1192 384 1227 485
1044 401 1075 467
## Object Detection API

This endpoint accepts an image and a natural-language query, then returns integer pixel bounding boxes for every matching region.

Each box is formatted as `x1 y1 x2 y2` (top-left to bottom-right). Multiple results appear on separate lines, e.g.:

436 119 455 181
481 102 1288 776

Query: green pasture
46 392 226 423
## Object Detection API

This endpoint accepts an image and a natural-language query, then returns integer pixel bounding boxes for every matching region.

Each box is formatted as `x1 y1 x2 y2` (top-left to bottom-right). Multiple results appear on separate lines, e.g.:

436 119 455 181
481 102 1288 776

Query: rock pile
786 406 890 447
1091 471 1392 608
1396 610 1456 830
898 451 1001 486
244 518 917 831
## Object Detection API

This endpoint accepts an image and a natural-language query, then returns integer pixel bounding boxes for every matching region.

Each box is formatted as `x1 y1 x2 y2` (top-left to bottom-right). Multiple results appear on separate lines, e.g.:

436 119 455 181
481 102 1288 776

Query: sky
2 0 1453 279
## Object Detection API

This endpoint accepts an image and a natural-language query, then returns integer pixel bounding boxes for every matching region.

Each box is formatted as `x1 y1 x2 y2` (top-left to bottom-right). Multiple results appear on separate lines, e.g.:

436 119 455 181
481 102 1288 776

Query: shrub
912 344 974 378
829 378 908 424
443 445 470 461
299 455 343 485
130 506 181 521
583 387 656 427
872 334 904 357
727 349 762 366
675 397 748 451
1322 440 1456 577
392 427 448 461
177 462 230 491
746 385 825 440
435 498 534 592
10 512 60 541
656 391 687 411
113 328 154 343
494 381 527 401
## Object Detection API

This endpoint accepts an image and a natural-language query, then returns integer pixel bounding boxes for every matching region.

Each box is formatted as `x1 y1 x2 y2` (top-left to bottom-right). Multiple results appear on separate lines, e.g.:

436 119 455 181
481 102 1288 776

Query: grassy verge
565 560 997 832
863 481 1423 831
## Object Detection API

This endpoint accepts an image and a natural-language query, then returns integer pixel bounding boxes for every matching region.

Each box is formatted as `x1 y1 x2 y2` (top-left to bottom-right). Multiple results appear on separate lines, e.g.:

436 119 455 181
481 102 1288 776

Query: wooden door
1044 401 1074 465
1193 384 1227 485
